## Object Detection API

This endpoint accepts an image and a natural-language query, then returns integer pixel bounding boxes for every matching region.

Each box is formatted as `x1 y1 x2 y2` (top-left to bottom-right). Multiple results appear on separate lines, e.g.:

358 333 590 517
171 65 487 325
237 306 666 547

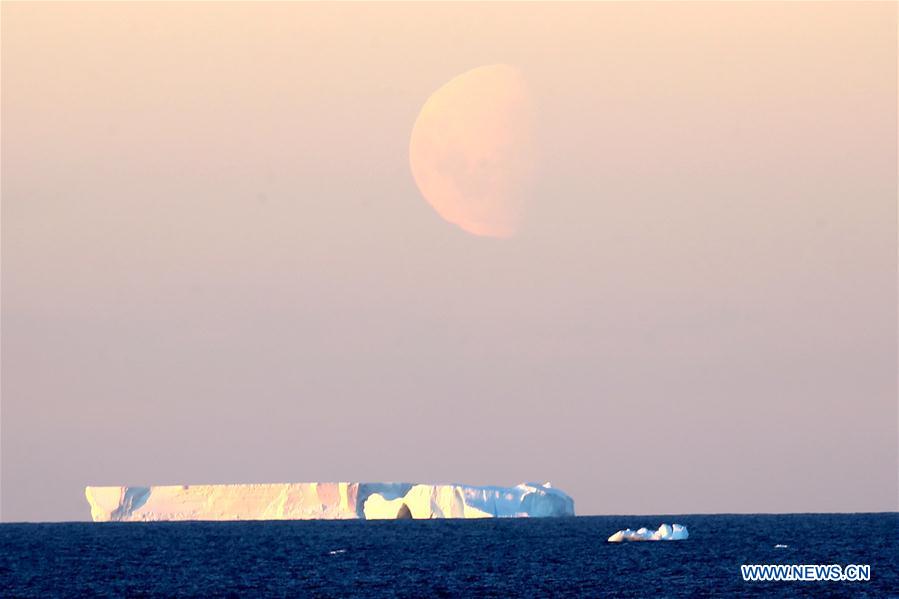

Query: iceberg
607 523 689 542
84 481 575 522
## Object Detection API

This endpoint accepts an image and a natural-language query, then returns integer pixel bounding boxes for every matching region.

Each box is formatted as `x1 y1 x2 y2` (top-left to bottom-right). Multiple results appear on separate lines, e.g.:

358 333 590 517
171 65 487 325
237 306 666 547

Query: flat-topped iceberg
607 523 689 542
85 481 575 522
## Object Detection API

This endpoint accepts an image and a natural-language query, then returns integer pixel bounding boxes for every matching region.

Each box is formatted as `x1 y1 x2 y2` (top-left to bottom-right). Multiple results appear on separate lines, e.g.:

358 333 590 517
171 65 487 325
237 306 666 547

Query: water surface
2 513 896 597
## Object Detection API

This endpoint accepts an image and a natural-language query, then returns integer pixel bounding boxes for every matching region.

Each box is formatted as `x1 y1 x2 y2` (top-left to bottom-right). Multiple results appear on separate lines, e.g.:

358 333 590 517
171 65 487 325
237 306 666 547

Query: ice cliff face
85 482 574 522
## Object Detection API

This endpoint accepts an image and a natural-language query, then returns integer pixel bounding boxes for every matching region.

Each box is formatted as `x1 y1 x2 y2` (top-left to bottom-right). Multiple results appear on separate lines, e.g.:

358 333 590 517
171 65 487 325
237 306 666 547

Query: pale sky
2 2 896 521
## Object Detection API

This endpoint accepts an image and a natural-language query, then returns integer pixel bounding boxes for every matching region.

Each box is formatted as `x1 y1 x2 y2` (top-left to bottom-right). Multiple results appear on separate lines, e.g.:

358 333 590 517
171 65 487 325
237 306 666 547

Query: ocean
1 513 896 597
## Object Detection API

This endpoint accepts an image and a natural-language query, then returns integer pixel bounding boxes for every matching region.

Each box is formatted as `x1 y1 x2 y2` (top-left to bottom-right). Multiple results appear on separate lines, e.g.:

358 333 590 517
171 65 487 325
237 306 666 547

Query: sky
2 2 896 522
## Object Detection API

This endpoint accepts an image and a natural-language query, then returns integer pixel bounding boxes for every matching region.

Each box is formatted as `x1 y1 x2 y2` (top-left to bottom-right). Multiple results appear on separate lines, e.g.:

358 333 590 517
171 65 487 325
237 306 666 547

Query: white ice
85 481 575 521
607 523 689 542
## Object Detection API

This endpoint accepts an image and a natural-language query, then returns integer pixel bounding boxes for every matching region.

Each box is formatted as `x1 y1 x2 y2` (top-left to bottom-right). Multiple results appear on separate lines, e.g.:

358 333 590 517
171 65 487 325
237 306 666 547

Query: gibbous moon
409 64 536 239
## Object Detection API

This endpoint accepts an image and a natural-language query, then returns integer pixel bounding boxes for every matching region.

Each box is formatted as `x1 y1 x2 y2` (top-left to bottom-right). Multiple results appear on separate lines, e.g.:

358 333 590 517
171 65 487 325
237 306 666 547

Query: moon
409 64 536 239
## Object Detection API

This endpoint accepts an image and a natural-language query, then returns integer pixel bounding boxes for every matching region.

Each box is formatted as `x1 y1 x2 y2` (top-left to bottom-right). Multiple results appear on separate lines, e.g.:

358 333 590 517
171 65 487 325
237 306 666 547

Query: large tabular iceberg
85 482 575 522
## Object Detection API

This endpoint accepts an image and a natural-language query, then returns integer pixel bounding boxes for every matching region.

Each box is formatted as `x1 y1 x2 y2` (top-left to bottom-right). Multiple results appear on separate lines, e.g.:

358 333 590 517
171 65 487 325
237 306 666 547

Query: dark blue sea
1 513 896 597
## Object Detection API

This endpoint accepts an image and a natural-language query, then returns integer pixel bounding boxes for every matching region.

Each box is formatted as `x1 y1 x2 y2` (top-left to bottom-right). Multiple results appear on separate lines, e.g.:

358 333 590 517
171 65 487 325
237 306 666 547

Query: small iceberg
774 544 788 549
607 523 689 543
